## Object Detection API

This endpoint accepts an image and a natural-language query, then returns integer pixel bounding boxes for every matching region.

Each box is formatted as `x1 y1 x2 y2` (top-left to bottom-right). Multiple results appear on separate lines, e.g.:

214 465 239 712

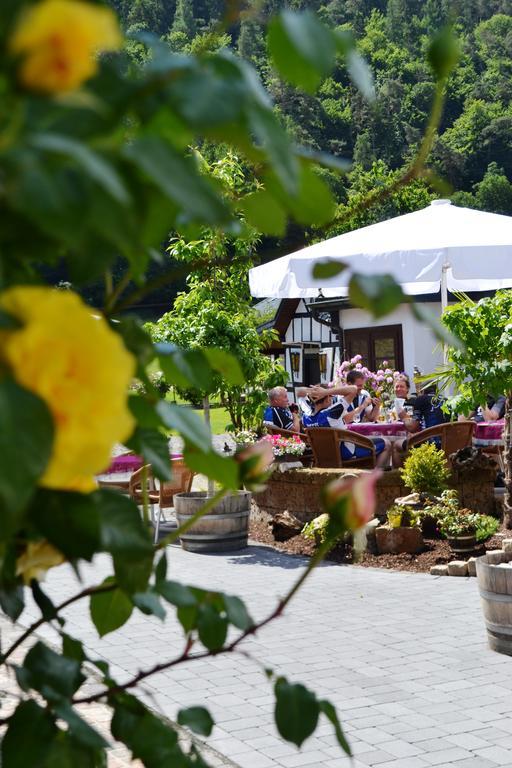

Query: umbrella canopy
249 200 512 300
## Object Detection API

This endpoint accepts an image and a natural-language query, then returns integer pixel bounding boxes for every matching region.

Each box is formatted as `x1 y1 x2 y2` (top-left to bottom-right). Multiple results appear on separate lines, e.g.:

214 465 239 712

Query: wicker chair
265 425 309 441
129 458 195 542
305 427 377 469
404 421 475 462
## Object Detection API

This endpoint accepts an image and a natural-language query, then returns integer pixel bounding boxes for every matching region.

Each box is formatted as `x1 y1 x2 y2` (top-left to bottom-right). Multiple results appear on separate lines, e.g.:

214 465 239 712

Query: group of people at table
263 369 506 470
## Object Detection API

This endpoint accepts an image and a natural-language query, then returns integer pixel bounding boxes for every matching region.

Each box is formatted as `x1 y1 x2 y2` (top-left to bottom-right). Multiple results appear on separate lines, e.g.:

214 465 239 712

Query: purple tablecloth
104 453 182 474
473 420 504 445
348 422 407 439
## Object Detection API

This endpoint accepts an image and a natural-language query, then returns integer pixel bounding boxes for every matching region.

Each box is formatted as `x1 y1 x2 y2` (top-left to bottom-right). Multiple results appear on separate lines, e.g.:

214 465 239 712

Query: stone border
430 539 512 578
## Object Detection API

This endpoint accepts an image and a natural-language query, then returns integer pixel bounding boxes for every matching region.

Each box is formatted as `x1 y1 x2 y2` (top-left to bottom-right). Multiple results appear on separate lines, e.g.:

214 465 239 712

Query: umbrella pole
441 262 449 364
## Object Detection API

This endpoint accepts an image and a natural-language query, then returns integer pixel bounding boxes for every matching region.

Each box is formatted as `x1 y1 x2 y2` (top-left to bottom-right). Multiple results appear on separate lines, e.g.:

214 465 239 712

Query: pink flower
322 471 381 532
382 360 388 367
377 369 384 376
235 440 274 491
386 376 393 383
376 374 385 382
355 363 362 369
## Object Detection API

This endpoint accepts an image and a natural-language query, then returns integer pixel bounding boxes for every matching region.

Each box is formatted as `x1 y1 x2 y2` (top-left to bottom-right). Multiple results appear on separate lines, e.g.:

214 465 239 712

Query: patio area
14 543 512 768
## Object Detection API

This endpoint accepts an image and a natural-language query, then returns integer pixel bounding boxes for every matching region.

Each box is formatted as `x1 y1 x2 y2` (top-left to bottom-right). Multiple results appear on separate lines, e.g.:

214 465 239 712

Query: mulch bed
249 519 510 574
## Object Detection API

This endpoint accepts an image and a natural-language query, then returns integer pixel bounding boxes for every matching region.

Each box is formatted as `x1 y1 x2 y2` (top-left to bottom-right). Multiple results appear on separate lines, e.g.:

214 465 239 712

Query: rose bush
0 0 460 765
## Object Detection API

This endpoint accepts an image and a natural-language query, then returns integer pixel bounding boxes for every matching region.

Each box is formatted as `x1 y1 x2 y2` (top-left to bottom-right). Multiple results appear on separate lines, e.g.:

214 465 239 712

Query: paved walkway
7 545 512 767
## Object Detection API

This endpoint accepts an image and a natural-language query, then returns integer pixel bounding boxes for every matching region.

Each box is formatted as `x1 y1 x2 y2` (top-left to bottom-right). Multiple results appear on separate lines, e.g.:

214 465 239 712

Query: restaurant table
104 452 182 474
473 420 504 447
347 421 407 441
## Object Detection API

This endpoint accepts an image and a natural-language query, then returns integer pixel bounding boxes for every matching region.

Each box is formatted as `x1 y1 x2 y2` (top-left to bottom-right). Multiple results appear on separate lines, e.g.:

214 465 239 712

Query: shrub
302 514 330 544
386 504 418 528
400 443 450 496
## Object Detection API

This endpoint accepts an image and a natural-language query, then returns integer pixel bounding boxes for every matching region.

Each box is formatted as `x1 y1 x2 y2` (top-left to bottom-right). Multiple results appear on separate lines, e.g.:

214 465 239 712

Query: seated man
475 394 506 423
263 386 300 432
344 369 382 422
392 383 447 466
301 384 391 468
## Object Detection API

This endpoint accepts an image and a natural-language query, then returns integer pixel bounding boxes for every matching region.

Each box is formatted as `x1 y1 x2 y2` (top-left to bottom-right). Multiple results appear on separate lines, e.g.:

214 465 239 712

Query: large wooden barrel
476 551 512 655
174 491 251 553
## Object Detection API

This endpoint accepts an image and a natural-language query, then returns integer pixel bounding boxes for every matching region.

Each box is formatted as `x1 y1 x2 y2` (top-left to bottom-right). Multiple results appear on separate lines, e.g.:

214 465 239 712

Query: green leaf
90 578 134 637
274 678 319 747
247 104 299 196
268 10 336 93
52 702 109 751
124 137 230 225
0 378 54 540
222 594 253 631
20 641 84 701
286 166 336 226
126 427 172 481
157 579 197 608
176 604 198 633
202 348 245 386
2 700 57 768
182 449 240 490
0 583 24 621
29 133 130 205
28 490 101 561
132 591 166 620
62 634 86 663
31 581 59 623
114 552 153 595
428 27 460 81
97 490 153 558
177 707 214 737
155 552 167 584
156 346 215 392
312 260 347 279
348 273 405 318
129 395 163 429
155 401 211 451
197 604 228 650
241 190 287 236
319 700 351 756
112 317 155 367
43 731 106 768
111 696 180 765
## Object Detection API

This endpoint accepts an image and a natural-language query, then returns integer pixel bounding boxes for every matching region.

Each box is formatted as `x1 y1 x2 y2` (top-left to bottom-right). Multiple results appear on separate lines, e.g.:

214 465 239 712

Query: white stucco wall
340 302 444 379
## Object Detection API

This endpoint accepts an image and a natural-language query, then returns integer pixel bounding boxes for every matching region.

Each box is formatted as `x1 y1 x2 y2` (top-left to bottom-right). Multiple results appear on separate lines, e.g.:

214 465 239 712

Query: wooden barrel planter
448 534 478 557
174 491 251 553
476 551 512 655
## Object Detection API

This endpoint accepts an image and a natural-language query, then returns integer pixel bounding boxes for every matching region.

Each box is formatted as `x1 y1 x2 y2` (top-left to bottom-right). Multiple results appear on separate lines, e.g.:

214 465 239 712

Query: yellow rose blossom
9 0 122 94
0 287 135 492
16 540 65 585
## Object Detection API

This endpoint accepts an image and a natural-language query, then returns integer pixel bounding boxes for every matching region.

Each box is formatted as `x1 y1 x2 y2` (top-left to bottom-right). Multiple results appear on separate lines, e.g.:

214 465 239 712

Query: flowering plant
233 429 258 445
261 434 307 457
335 356 404 402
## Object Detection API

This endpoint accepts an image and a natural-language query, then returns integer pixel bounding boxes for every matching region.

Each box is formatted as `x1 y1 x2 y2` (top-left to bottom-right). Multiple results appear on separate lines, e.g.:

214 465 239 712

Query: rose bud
235 440 274 492
322 470 381 535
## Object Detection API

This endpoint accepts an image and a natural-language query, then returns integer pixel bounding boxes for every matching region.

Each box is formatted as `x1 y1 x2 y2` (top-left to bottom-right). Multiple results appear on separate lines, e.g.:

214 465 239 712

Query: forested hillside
100 1 512 312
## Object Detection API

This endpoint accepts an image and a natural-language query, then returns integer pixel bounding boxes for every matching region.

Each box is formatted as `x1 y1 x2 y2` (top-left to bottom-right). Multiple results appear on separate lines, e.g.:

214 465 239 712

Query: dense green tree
171 0 196 38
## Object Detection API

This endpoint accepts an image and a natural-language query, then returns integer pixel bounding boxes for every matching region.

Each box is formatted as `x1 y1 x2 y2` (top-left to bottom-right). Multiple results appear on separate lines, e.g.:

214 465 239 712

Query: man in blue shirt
263 386 300 432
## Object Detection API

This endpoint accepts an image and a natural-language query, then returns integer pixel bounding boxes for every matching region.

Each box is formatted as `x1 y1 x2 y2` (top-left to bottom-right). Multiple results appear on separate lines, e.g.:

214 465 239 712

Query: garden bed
248 519 509 574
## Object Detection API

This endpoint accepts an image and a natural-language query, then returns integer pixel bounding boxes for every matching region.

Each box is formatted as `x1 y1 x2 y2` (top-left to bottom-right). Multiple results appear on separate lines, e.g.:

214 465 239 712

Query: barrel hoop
180 531 247 541
176 512 249 522
485 621 512 636
479 588 512 603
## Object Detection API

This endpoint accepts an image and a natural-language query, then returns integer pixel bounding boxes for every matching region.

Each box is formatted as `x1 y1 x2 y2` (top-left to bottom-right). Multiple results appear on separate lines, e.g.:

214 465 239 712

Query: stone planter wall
252 466 497 525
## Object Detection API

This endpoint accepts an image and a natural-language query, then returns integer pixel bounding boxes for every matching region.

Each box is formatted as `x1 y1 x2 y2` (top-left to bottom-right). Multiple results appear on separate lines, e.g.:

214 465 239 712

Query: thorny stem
72 535 334 705
0 582 116 665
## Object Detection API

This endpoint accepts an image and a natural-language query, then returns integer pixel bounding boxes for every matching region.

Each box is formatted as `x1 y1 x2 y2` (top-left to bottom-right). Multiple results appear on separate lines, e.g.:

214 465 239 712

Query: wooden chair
305 427 377 469
405 421 475 462
129 459 195 543
265 425 309 441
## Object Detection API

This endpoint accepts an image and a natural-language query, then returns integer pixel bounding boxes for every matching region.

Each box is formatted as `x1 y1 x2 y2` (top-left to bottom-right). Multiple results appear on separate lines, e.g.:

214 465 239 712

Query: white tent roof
249 200 512 298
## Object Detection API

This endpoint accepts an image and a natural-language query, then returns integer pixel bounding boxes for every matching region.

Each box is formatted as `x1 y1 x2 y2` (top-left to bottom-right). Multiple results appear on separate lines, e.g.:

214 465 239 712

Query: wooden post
203 395 215 498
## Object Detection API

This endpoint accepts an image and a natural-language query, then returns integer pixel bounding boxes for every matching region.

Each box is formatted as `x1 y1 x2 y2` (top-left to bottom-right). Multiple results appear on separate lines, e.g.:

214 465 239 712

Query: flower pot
476 551 512 656
376 525 424 554
273 453 303 463
447 534 477 556
175 491 251 553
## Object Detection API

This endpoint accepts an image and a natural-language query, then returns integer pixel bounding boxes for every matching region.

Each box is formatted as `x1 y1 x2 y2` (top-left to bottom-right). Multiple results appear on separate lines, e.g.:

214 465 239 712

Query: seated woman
300 384 392 468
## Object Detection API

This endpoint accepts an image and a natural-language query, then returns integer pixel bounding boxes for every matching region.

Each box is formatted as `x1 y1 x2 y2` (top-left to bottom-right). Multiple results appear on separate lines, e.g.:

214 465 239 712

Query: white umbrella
249 200 512 309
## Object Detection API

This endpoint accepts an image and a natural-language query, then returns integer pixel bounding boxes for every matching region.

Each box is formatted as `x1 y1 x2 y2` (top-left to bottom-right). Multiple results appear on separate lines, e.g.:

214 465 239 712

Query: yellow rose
16 540 65 584
9 0 122 94
0 287 135 492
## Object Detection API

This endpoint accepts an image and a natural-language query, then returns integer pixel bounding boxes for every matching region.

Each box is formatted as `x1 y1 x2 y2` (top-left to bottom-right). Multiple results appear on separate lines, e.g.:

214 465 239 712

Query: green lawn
193 406 232 435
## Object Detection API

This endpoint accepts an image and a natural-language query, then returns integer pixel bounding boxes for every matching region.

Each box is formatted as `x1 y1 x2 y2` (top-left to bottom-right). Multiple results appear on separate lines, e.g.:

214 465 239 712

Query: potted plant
439 510 479 555
261 433 307 464
375 504 424 554
399 442 451 501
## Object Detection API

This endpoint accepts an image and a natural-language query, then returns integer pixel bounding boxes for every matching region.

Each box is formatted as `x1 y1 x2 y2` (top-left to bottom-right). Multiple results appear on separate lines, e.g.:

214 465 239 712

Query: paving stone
448 560 469 576
430 565 449 576
474 745 512 765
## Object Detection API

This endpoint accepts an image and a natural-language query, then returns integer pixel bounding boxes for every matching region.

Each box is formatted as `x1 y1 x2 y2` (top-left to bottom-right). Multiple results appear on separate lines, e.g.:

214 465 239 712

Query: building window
344 325 404 372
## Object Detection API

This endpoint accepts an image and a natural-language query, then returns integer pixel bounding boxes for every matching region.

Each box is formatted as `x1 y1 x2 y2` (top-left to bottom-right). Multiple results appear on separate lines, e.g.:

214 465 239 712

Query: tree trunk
505 392 512 528
203 396 215 498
